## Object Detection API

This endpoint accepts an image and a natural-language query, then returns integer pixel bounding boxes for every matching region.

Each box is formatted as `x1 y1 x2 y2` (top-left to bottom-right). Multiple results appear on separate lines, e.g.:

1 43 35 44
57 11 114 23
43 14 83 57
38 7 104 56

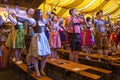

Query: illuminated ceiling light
104 5 118 14
78 8 84 11
76 0 91 9
61 10 69 17
46 0 56 4
104 1 118 13
48 6 51 11
77 0 95 12
103 0 117 10
111 10 120 17
82 0 96 10
60 0 75 5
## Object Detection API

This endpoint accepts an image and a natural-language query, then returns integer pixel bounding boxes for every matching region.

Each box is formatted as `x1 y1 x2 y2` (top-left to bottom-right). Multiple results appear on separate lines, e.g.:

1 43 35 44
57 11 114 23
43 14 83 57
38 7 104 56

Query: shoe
36 74 42 78
37 75 42 78
41 71 46 76
12 58 16 62
85 56 91 60
51 58 56 61
98 59 101 62
16 60 23 64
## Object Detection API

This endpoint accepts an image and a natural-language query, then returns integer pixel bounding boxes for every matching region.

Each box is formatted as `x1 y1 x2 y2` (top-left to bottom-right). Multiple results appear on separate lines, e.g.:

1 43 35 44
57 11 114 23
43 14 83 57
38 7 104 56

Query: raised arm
5 5 18 25
80 14 90 27
16 15 36 27
65 16 73 28
106 14 111 24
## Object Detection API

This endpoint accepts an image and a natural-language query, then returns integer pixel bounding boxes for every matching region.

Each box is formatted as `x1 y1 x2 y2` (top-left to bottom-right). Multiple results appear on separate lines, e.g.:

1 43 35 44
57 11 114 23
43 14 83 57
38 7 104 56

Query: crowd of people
0 4 120 78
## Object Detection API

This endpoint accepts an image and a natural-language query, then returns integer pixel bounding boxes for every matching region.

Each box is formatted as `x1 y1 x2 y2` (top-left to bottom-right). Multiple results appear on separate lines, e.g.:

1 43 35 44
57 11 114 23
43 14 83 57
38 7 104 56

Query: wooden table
46 58 91 73
105 56 120 61
80 53 120 61
38 57 91 80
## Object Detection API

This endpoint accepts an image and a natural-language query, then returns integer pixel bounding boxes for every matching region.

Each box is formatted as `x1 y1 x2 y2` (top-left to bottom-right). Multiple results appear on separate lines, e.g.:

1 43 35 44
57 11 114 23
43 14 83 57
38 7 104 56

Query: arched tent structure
39 0 120 20
0 0 120 21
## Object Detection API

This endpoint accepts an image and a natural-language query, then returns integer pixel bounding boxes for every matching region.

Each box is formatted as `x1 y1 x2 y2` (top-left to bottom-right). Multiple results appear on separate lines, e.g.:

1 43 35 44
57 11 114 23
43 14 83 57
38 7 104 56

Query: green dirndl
5 33 12 48
14 25 25 49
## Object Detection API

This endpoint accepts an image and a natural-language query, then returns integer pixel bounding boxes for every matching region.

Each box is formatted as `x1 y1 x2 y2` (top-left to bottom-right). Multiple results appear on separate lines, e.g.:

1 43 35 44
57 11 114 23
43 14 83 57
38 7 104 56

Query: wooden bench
112 62 120 67
57 49 70 53
15 63 52 80
80 71 101 80
79 56 99 63
90 66 112 74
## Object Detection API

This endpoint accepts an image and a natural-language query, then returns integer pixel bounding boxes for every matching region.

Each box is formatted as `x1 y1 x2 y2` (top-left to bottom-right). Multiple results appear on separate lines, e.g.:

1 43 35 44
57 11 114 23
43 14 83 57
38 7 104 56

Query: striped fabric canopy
39 0 120 20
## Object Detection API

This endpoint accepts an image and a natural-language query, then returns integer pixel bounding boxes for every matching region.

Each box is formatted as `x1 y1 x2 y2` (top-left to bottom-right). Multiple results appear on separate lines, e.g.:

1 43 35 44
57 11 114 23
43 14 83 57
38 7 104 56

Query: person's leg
33 57 41 77
0 47 2 70
40 55 47 75
26 48 33 67
74 51 79 63
55 48 59 59
15 48 19 62
69 51 74 61
69 39 75 62
12 49 16 61
1 45 7 68
1 45 5 68
18 48 22 61
100 37 103 54
97 32 102 54
85 46 91 60
104 37 109 56
51 48 55 58
26 54 33 73
73 40 81 63
26 54 31 65
4 46 8 69
86 46 89 53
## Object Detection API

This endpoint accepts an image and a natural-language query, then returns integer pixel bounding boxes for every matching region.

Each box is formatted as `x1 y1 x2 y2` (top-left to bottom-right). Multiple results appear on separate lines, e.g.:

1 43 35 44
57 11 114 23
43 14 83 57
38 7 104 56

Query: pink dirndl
49 30 61 48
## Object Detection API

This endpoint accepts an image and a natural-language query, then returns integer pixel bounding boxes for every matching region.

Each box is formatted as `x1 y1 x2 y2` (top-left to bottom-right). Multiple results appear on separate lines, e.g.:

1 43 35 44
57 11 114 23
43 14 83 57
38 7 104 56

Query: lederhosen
96 20 108 49
68 21 82 51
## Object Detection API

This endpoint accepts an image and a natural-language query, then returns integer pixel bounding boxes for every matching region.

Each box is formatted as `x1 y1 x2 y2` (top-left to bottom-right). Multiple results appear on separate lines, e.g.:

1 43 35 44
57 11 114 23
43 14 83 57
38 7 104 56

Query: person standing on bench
49 15 62 59
65 8 86 63
92 10 111 56
15 8 36 73
6 4 26 64
29 9 51 77
84 17 94 60
21 8 35 74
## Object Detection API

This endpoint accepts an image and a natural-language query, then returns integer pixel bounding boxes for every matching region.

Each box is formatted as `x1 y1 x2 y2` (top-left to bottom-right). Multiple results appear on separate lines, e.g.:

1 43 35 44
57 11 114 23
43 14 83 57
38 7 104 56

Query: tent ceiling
0 0 44 8
39 0 120 19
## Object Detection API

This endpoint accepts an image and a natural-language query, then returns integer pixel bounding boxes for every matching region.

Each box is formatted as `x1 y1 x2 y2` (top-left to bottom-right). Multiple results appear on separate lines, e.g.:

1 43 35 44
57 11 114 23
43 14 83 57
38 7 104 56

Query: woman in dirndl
6 5 25 64
29 9 51 77
49 15 61 59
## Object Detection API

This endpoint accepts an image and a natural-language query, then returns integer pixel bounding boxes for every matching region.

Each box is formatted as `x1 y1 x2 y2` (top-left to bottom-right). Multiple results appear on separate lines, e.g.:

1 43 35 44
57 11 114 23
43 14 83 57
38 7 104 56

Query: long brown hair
33 9 43 21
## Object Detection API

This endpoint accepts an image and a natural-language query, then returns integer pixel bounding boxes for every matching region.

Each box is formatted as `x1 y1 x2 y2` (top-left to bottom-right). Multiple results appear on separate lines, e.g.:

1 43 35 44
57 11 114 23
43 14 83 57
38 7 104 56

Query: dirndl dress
29 26 51 57
5 33 12 48
49 22 61 48
49 30 61 48
13 25 25 49
5 25 15 48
